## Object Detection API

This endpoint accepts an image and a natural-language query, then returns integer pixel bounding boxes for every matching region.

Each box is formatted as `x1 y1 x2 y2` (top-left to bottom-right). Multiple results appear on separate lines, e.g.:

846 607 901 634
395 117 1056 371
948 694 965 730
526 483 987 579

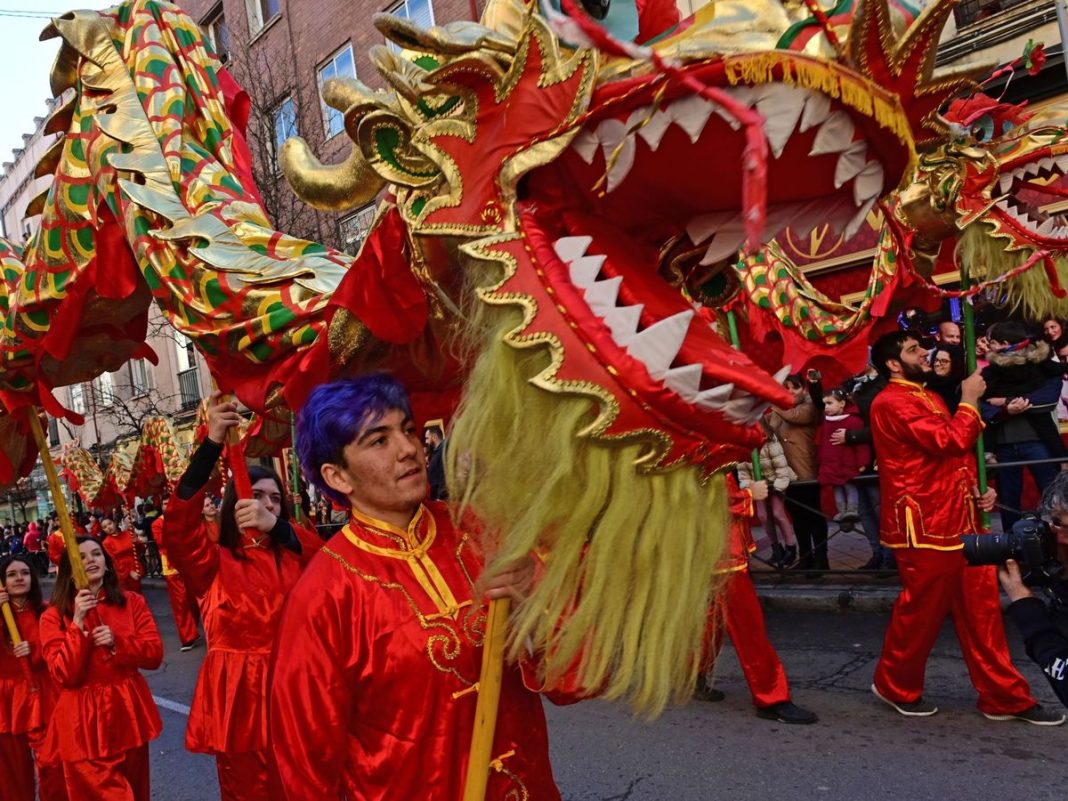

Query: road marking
153 695 191 716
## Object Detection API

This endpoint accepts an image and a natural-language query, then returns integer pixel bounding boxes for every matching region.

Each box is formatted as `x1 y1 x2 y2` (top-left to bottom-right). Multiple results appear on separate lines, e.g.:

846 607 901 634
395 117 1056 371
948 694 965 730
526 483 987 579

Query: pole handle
461 597 510 801
725 310 765 480
958 268 991 529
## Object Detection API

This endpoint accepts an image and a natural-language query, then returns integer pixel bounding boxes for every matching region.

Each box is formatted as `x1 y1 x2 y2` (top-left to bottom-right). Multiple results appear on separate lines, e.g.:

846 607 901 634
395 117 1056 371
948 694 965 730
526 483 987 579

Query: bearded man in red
868 330 1062 725
270 374 572 800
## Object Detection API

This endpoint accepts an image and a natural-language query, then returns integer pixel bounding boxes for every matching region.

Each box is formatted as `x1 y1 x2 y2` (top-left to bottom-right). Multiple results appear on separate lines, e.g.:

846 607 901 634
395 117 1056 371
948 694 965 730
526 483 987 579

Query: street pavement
140 585 1065 801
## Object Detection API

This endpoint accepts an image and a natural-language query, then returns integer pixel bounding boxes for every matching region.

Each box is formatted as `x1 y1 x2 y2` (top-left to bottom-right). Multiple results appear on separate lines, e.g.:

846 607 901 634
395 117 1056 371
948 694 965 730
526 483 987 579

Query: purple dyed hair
296 374 413 506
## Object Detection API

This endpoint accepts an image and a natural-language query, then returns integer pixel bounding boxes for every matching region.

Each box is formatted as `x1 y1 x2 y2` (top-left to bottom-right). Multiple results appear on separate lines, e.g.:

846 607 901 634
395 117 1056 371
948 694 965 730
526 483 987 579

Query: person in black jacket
1000 559 1068 710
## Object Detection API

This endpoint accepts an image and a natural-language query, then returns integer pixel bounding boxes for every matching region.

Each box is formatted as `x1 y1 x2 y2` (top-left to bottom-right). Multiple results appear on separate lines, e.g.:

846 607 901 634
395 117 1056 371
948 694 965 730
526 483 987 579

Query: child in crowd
816 389 871 531
737 419 799 567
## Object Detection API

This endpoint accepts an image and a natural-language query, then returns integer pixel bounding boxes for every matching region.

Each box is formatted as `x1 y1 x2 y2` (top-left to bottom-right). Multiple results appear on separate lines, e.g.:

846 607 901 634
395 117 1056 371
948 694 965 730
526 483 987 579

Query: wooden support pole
461 597 510 801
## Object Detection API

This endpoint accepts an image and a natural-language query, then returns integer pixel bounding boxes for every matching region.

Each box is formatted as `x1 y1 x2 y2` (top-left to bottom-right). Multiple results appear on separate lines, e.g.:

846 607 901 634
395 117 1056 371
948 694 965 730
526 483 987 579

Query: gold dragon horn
279 78 387 211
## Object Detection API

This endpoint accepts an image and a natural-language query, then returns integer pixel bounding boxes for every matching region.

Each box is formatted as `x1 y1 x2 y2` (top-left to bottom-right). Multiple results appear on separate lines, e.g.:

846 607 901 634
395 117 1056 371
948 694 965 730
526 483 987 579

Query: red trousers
29 727 69 801
216 750 273 801
165 573 200 645
62 744 150 801
0 732 34 801
702 570 791 708
874 548 1035 715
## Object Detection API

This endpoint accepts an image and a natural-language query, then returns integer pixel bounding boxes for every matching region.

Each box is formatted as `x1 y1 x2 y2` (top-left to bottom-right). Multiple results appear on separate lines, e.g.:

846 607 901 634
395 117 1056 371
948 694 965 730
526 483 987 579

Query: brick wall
176 0 477 250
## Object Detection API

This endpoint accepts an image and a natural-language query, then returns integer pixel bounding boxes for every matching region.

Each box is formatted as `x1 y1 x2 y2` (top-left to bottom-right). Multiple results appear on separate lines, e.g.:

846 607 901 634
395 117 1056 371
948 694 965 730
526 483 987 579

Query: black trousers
785 482 828 569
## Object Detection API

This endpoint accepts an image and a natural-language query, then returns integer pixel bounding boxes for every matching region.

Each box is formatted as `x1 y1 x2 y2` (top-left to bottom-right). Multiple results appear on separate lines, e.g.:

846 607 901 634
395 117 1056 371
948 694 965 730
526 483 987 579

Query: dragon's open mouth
992 150 1068 244
514 65 912 445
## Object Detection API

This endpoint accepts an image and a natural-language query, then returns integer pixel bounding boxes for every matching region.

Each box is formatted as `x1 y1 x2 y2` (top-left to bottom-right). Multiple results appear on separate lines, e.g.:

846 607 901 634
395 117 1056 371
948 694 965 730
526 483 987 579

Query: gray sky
0 2 112 165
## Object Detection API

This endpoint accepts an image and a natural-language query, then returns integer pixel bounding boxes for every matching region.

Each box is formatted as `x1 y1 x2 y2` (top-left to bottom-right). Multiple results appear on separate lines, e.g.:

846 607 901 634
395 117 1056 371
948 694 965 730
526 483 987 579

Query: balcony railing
177 367 201 411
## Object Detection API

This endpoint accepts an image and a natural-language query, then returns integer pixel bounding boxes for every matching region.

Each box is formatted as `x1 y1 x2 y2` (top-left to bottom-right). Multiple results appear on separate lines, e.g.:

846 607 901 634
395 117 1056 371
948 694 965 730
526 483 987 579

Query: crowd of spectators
752 314 1068 572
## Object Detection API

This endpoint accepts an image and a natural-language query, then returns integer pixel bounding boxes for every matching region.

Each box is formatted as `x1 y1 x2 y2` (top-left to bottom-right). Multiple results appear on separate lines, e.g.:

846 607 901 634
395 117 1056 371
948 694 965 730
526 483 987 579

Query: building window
387 0 434 49
272 96 298 167
93 372 114 407
953 0 1029 27
69 384 86 415
203 5 231 64
339 204 378 254
317 45 356 139
47 417 59 448
129 359 151 395
246 0 282 35
175 331 197 372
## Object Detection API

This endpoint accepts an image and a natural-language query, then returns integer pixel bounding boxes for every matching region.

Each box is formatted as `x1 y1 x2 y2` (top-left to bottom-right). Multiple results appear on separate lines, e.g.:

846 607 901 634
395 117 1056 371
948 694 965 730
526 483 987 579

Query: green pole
289 414 303 524
726 309 764 482
959 266 991 529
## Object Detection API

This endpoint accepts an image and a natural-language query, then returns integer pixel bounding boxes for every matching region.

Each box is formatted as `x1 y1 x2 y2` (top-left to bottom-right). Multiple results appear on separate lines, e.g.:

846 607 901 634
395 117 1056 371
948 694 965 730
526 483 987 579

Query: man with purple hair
269 374 570 800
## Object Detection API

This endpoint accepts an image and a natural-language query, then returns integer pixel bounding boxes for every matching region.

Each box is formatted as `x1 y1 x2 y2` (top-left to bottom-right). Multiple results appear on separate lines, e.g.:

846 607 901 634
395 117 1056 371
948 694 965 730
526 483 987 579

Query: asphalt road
139 586 1065 801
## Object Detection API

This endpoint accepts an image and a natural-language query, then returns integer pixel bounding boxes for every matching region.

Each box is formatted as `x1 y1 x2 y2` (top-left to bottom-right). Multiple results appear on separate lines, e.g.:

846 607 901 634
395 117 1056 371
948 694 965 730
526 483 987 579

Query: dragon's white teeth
723 394 760 423
800 92 832 133
602 303 643 342
583 275 622 316
687 211 737 245
853 160 884 207
695 382 733 410
568 254 605 289
774 365 792 383
670 96 715 144
637 109 673 151
596 119 637 194
1056 154 1068 172
1037 217 1057 237
570 129 600 164
834 141 868 189
662 362 703 401
554 235 592 263
1039 156 1056 173
844 196 877 239
700 226 746 265
755 84 806 159
810 111 855 156
623 310 693 378
998 173 1013 195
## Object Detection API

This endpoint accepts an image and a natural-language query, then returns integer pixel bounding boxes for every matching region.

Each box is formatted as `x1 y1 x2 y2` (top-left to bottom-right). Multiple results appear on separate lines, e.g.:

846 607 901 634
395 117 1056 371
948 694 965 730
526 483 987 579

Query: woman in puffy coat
737 421 799 567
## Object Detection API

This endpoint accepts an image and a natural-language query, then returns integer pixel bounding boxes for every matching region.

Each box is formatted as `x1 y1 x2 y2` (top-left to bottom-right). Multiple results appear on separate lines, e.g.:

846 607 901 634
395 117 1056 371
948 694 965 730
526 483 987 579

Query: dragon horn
280 138 386 212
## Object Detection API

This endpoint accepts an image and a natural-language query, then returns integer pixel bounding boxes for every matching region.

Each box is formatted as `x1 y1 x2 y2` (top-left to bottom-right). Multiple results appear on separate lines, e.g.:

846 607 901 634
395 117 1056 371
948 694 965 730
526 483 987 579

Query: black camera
962 517 1066 599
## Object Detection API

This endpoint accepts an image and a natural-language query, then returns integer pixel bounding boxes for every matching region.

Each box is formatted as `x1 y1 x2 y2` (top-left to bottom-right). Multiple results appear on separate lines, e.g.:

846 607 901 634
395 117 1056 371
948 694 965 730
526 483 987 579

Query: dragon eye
970 115 995 142
580 0 610 20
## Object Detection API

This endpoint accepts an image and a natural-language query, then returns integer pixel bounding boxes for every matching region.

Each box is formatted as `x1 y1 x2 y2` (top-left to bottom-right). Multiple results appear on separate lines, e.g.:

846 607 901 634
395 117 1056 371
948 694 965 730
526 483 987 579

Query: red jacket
870 379 984 550
716 475 757 574
816 411 871 485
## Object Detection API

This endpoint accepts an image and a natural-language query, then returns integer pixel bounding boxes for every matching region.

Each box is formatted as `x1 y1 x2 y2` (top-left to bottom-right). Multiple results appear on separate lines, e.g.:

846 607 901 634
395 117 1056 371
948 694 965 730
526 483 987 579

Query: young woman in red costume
0 555 67 800
40 538 163 801
101 516 142 593
162 392 320 801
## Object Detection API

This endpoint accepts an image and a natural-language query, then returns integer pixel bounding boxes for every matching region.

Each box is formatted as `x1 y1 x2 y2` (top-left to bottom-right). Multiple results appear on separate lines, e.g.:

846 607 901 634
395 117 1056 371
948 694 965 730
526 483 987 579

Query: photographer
997 472 1068 709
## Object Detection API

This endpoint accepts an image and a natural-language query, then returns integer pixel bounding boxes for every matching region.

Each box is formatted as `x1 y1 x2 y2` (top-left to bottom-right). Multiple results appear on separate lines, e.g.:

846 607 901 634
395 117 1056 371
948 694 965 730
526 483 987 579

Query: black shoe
871 683 938 717
180 637 200 652
769 543 785 568
756 701 818 724
694 675 725 702
782 545 797 567
983 704 1066 726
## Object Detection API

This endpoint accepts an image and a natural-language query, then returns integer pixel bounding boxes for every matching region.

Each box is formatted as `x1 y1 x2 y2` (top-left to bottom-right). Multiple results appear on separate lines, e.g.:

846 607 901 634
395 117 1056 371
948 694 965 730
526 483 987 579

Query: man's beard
900 361 929 382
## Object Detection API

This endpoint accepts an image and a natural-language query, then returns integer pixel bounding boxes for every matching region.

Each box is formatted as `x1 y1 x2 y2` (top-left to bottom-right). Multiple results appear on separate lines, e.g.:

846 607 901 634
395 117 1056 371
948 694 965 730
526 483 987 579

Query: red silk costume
40 591 163 801
47 532 65 566
162 486 320 800
700 477 790 708
870 378 1035 714
0 603 66 801
151 516 200 646
102 531 142 593
269 502 563 801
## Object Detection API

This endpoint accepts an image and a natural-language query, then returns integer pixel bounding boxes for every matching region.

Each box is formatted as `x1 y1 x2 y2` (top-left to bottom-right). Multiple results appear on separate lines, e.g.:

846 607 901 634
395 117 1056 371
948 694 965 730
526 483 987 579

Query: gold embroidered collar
346 505 435 559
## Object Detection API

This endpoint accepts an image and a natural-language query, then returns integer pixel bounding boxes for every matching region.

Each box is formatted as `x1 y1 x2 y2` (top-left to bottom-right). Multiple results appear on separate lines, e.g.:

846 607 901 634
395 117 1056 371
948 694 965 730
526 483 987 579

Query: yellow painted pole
1 602 22 647
27 411 89 589
461 597 510 801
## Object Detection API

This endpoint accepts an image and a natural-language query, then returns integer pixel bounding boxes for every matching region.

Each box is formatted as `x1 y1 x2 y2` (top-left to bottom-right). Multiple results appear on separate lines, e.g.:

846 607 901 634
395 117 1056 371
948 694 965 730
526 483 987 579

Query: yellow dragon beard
447 303 729 716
